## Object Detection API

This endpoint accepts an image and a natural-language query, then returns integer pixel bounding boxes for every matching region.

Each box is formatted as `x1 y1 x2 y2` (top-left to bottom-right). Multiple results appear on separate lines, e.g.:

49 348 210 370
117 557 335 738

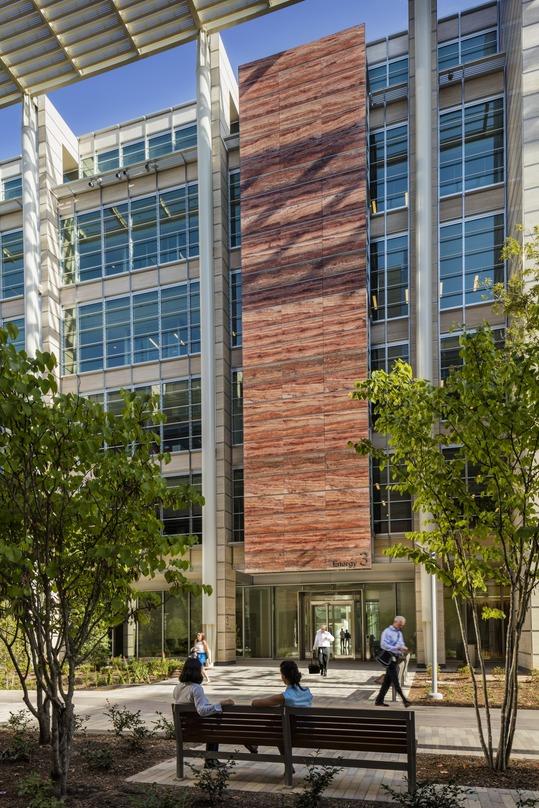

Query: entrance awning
0 0 302 108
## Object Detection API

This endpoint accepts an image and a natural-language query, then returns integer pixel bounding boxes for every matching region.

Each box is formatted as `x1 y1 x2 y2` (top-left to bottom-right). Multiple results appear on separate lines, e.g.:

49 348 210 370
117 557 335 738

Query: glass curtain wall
137 590 202 657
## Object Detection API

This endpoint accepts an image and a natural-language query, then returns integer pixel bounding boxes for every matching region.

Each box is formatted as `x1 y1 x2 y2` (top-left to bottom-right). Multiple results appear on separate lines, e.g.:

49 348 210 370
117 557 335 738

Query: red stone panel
239 26 370 574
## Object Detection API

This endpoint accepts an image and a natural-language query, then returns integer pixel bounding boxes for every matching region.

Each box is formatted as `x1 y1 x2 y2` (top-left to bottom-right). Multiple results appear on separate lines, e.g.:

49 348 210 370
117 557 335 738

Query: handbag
375 649 397 667
308 651 321 674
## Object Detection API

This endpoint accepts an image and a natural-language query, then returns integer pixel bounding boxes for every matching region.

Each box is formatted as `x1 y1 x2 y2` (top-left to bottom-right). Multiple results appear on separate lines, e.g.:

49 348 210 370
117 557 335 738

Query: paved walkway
2 664 539 805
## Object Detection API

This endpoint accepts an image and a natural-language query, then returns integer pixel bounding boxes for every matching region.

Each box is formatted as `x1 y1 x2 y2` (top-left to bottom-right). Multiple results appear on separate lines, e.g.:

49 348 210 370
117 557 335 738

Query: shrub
0 709 36 762
294 761 341 808
104 700 151 750
382 780 470 807
73 712 90 736
17 773 64 808
86 744 114 771
152 710 176 740
491 666 505 677
190 755 236 807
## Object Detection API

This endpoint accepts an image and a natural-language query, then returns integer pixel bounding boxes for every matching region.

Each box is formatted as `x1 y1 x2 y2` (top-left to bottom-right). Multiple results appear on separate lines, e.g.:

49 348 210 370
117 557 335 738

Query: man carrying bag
375 615 411 707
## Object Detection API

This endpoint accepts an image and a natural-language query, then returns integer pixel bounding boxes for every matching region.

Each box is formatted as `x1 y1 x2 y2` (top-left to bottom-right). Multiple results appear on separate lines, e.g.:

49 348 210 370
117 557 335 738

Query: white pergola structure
0 0 301 660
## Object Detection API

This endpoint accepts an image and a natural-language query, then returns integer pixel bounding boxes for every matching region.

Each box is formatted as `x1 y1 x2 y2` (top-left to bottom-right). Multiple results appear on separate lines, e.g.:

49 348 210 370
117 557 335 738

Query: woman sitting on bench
251 659 313 769
173 657 234 769
252 659 313 709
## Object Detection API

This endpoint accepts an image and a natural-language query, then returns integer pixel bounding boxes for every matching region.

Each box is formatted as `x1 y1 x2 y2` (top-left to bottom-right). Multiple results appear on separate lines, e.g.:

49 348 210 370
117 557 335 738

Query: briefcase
308 654 321 674
375 649 397 667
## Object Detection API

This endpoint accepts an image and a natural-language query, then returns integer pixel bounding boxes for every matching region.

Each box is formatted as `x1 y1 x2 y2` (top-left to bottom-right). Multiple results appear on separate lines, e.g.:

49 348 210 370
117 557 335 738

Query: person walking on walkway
313 624 334 677
375 615 411 707
192 631 211 683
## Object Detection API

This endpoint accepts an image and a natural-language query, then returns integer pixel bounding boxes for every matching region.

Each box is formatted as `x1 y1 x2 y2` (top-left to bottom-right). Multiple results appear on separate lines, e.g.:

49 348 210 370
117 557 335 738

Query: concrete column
197 30 218 662
413 0 438 669
22 93 41 357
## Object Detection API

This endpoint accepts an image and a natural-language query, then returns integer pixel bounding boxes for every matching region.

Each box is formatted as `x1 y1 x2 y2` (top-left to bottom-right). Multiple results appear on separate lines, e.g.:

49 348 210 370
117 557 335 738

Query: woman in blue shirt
251 660 312 770
252 659 313 708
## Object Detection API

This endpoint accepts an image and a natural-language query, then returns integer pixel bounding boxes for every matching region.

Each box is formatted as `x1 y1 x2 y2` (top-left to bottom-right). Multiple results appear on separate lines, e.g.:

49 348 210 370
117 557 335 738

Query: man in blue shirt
375 615 411 707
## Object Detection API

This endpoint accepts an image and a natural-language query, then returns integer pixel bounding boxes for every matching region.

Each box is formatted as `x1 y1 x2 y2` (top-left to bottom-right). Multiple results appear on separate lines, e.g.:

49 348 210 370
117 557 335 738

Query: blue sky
0 0 479 161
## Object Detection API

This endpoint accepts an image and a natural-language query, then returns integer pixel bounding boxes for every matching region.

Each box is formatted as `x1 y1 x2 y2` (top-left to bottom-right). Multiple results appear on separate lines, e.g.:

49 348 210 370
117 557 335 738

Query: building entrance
311 600 355 657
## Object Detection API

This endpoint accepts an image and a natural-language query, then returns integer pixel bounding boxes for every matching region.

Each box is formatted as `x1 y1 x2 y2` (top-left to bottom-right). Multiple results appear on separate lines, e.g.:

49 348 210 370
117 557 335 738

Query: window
232 370 243 445
122 140 145 167
370 343 409 427
162 473 202 541
2 317 24 351
368 56 408 92
161 378 201 452
3 176 22 200
440 98 504 196
370 234 408 320
372 456 412 534
233 469 244 542
104 203 129 276
229 170 241 248
174 124 197 151
1 229 24 299
369 124 408 214
439 213 504 310
63 280 200 374
148 131 173 159
438 29 497 72
77 209 103 282
96 149 119 173
440 328 504 381
230 270 242 347
61 184 199 283
92 379 201 453
370 342 409 373
131 195 158 270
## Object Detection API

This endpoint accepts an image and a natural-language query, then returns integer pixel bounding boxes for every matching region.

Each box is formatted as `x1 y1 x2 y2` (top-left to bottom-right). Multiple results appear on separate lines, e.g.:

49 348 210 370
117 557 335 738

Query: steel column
197 30 217 662
22 93 41 357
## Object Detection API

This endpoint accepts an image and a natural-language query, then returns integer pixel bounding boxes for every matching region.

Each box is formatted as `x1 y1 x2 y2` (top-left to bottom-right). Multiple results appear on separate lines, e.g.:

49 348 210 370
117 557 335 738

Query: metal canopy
0 0 301 109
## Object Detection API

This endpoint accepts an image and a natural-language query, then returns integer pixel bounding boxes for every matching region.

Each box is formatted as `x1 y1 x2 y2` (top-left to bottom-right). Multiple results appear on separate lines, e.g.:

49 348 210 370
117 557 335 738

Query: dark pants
318 648 329 675
376 660 406 704
204 742 219 768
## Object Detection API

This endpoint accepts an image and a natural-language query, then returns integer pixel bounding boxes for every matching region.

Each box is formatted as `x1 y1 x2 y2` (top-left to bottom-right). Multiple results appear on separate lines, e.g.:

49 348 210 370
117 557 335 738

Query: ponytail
280 659 306 690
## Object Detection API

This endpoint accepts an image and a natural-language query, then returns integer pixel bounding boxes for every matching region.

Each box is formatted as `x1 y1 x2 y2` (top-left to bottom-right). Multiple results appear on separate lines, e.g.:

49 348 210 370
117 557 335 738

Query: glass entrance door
311 600 355 658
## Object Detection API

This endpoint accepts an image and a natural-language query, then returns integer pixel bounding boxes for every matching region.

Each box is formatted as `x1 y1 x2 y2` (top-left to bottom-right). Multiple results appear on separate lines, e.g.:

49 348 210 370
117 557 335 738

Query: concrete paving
2 664 539 805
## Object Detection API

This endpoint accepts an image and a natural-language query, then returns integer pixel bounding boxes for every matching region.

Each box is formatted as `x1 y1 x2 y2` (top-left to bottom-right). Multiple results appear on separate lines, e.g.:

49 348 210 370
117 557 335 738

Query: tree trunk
50 699 73 797
35 682 51 746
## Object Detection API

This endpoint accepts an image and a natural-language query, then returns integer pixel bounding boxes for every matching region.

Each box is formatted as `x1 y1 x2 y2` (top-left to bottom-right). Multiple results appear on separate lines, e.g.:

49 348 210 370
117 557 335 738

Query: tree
349 229 539 771
0 327 205 796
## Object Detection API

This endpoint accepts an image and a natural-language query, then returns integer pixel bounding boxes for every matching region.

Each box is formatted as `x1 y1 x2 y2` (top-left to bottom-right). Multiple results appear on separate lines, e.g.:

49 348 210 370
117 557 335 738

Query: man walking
313 624 334 677
375 615 411 707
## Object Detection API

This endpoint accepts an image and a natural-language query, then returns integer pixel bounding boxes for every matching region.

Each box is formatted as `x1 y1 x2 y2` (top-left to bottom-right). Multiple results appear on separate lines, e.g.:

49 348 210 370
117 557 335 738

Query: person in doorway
375 615 411 708
340 628 345 654
192 631 211 683
313 625 334 677
344 629 352 654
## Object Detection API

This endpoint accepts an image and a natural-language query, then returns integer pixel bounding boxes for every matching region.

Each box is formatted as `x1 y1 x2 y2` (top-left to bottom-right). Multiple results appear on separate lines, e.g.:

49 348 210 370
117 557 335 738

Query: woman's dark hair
280 659 306 690
180 657 203 685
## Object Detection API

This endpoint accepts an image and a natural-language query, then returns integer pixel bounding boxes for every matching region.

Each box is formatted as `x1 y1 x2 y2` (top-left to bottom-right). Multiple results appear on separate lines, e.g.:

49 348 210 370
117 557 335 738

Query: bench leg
284 754 293 787
176 745 184 780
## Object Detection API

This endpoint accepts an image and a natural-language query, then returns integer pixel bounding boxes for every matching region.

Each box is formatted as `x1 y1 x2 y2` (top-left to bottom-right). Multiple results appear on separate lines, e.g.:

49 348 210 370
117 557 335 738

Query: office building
0 0 537 667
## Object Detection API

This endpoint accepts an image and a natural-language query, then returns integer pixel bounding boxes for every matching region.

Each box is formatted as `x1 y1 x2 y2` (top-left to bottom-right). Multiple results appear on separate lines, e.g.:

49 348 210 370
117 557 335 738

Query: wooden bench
172 704 416 792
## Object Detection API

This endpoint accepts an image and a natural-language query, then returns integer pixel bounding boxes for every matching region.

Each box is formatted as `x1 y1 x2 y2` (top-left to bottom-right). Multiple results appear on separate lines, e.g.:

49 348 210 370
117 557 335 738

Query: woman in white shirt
173 657 257 768
173 657 233 768
313 625 335 677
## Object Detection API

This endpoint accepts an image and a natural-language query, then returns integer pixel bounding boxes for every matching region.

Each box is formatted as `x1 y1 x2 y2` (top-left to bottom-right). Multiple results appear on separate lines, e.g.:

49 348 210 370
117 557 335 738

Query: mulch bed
409 671 539 709
0 731 538 806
